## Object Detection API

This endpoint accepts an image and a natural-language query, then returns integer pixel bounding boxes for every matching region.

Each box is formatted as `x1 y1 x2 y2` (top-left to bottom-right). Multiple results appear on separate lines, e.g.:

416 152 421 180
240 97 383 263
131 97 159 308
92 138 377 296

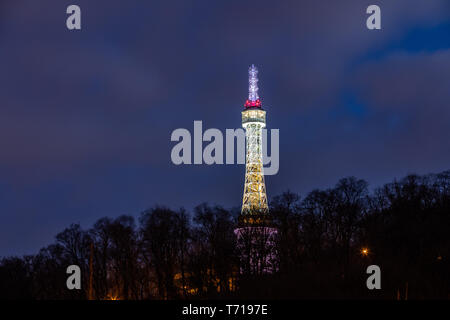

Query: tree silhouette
1 170 449 299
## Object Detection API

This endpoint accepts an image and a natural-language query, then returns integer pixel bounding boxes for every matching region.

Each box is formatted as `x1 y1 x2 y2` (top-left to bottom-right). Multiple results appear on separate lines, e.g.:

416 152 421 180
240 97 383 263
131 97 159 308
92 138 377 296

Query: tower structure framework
235 65 277 274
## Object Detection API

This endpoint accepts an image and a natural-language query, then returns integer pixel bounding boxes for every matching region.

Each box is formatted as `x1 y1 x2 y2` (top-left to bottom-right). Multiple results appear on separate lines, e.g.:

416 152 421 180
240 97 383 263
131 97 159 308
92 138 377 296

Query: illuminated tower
235 65 277 274
241 65 269 219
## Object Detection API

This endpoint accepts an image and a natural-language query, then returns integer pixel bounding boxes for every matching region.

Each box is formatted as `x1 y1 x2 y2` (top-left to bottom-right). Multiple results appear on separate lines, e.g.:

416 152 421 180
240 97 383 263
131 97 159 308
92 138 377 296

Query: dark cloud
353 49 450 169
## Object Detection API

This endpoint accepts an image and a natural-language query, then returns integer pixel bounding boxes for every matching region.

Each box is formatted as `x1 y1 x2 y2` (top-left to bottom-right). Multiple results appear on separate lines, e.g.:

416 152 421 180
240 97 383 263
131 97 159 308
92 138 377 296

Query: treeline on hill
0 171 449 300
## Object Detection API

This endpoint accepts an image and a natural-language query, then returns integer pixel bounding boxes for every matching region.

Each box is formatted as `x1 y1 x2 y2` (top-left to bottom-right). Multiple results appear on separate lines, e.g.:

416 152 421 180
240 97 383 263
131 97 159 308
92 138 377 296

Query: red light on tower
244 99 262 108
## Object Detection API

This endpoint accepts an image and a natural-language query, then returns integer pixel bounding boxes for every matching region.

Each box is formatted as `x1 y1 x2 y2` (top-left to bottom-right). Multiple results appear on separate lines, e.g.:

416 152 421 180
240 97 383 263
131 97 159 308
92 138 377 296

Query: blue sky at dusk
0 0 449 256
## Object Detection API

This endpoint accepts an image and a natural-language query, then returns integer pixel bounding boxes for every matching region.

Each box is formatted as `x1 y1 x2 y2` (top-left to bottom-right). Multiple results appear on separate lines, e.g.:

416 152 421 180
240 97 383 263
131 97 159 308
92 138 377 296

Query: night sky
0 0 449 257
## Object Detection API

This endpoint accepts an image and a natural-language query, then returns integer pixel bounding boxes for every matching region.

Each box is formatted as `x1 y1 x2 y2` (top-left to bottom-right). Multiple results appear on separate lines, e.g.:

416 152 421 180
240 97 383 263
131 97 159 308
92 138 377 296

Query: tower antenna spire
245 64 262 108
249 64 259 101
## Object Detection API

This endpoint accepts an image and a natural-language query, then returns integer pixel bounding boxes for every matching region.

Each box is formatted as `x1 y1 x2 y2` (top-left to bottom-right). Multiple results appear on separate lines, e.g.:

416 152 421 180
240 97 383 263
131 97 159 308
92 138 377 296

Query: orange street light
360 247 369 256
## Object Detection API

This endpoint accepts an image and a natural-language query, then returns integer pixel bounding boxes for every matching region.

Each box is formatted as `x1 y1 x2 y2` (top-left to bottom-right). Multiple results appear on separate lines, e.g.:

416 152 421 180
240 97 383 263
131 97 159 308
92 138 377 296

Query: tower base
234 226 278 275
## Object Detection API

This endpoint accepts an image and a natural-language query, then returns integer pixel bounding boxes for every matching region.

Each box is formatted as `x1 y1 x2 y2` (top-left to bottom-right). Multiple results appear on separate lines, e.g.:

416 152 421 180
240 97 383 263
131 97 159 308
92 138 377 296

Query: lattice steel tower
240 64 270 223
235 65 277 274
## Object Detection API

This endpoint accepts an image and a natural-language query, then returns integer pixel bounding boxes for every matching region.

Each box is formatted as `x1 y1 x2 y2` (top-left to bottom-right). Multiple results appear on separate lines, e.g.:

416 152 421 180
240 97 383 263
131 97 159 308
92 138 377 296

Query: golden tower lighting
240 64 269 223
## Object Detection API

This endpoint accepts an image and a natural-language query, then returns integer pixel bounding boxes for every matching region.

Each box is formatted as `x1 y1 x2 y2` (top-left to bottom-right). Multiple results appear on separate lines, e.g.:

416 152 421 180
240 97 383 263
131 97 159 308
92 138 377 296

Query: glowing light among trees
361 247 370 256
